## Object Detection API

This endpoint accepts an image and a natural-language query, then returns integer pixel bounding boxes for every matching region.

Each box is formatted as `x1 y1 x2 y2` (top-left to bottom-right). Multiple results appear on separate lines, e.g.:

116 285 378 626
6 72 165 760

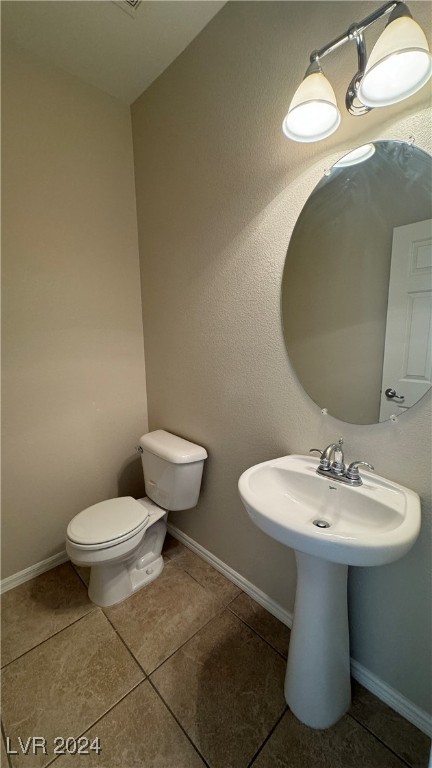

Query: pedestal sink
238 454 421 729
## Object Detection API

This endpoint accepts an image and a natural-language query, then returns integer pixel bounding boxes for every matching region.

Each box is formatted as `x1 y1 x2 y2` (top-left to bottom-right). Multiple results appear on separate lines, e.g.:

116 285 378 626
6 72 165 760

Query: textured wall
131 2 432 712
2 43 148 578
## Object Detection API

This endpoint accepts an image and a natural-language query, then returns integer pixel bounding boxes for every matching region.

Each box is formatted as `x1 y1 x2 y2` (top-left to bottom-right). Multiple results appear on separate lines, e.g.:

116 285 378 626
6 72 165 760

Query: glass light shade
358 16 432 107
282 72 341 142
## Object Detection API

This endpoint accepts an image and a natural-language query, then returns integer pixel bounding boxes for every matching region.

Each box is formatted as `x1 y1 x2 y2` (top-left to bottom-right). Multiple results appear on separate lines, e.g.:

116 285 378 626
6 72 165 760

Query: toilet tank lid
138 430 207 464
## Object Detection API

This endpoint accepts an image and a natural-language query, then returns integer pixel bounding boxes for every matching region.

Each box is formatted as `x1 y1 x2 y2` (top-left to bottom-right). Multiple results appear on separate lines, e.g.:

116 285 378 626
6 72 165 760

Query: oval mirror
281 140 432 425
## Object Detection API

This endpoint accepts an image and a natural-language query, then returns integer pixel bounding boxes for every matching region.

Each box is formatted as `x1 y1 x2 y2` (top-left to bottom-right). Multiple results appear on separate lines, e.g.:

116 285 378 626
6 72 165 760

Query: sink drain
313 519 330 528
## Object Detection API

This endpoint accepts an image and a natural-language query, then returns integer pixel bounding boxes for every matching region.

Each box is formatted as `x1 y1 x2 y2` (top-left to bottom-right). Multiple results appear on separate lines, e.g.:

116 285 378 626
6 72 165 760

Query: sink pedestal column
285 551 351 729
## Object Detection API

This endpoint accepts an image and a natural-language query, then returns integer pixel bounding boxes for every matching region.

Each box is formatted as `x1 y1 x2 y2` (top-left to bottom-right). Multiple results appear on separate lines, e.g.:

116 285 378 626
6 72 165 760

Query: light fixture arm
309 1 400 64
346 30 371 115
307 2 405 116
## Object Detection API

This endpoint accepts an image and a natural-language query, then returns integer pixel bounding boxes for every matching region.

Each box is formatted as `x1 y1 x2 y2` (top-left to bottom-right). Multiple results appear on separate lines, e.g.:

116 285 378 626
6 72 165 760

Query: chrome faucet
310 438 345 474
310 438 374 486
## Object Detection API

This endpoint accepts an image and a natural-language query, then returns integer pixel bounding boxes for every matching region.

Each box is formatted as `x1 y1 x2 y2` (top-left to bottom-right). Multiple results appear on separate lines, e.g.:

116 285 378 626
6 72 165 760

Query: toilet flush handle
135 445 143 454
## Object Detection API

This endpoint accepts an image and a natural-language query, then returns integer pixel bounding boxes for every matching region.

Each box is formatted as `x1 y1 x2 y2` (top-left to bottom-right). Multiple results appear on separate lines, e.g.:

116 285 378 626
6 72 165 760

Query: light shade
358 15 432 107
282 72 341 143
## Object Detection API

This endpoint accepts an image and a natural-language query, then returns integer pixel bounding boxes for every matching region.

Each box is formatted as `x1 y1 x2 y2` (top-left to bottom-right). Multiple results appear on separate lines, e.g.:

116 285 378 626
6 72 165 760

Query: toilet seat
67 496 150 550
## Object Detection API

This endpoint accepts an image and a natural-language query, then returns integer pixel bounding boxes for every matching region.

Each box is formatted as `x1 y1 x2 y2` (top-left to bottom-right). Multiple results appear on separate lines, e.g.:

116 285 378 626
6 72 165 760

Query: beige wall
1 43 148 578
131 2 432 713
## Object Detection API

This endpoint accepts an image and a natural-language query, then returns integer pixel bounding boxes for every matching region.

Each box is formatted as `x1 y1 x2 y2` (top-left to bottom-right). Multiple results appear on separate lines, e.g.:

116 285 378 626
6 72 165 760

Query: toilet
66 430 207 607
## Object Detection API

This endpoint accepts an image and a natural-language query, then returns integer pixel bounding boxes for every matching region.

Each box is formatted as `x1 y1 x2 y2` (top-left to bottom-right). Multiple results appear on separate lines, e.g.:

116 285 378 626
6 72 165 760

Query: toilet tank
138 430 207 511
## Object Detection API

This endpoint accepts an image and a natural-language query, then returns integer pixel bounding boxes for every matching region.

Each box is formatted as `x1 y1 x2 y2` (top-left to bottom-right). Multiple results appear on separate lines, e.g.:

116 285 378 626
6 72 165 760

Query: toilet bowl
66 430 207 607
66 496 167 606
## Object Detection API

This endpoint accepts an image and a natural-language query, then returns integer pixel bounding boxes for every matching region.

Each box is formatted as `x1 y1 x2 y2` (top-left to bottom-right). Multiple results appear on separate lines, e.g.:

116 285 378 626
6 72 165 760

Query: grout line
347 713 413 768
103 593 287 768
167 524 293 628
147 606 226 676
103 600 232 761
100 560 229 680
226 591 241 607
65 602 210 767
102 611 148 678
168 544 288 663
227 604 288 661
147 677 211 768
165 549 243 619
246 706 288 768
45 679 144 767
0 607 99 671
166 551 235 599
169 559 214 590
102 557 241 677
1 721 13 768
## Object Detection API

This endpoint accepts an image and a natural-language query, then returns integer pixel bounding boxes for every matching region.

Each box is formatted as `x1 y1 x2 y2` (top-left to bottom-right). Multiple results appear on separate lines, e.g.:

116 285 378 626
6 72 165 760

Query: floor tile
162 534 186 560
151 609 286 768
350 681 431 768
72 564 90 587
251 710 407 768
1 611 143 768
55 681 206 768
229 592 290 658
104 560 221 673
170 547 241 605
2 552 427 768
1 563 93 667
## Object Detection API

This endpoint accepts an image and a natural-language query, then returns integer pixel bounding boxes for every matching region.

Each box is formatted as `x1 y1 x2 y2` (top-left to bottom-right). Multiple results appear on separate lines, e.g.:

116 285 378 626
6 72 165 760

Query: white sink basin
238 453 421 729
239 454 420 567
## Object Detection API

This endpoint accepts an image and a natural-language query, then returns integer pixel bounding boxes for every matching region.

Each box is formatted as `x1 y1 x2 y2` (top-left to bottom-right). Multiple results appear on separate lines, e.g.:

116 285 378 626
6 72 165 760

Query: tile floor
1 536 430 768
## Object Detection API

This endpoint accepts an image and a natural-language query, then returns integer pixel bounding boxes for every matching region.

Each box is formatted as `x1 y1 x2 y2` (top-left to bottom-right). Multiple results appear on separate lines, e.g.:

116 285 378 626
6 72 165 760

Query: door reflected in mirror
281 141 432 425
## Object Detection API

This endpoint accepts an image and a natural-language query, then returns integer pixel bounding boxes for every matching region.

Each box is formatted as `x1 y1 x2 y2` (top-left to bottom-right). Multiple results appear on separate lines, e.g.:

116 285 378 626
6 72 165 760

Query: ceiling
1 0 227 104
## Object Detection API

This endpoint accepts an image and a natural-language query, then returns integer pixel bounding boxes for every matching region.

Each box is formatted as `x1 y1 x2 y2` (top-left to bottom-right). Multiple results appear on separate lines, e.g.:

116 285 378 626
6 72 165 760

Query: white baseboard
168 522 293 628
350 660 432 738
168 523 432 738
0 550 69 594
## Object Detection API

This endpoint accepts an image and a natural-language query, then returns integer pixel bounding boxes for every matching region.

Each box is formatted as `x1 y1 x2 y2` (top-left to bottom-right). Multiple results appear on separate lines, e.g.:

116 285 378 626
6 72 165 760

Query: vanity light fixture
283 1 432 143
282 60 341 142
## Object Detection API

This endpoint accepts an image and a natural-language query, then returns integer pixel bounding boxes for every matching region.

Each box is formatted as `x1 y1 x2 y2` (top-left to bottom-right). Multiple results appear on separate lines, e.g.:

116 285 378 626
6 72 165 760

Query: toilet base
87 518 167 607
88 554 164 607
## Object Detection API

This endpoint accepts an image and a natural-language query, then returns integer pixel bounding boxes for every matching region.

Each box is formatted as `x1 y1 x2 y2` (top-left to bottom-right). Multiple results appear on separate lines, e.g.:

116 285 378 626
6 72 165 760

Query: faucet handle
310 447 332 471
310 448 329 467
346 461 374 482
